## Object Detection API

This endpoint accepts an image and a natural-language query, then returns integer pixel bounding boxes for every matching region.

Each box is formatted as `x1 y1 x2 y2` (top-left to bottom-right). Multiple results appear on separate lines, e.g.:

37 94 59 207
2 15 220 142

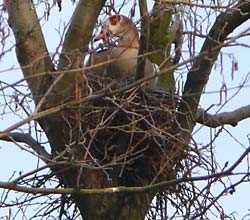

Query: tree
0 0 250 219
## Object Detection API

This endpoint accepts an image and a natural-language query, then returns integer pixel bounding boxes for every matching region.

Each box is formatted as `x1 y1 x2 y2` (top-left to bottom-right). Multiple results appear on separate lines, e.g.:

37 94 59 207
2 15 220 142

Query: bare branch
0 132 51 162
178 0 250 131
0 145 249 196
0 172 239 195
196 105 250 128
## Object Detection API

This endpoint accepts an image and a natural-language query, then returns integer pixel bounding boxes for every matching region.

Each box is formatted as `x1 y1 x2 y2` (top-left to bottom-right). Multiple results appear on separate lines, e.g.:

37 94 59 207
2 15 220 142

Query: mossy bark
148 2 175 94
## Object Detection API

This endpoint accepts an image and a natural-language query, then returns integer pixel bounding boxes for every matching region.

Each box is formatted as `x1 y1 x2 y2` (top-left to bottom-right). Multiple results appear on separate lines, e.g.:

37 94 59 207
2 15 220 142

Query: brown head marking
109 15 121 25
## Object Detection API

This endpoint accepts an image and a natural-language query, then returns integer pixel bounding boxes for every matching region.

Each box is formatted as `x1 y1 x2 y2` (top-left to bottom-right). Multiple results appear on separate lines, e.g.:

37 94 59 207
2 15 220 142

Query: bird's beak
94 29 109 42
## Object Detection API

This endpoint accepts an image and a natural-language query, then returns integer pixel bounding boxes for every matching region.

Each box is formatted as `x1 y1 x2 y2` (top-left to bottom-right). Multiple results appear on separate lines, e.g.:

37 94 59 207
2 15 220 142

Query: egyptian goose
87 15 156 88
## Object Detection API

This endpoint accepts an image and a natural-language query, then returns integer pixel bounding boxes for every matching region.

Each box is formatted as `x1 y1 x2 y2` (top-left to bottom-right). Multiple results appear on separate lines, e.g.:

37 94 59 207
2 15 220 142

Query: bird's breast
110 47 138 79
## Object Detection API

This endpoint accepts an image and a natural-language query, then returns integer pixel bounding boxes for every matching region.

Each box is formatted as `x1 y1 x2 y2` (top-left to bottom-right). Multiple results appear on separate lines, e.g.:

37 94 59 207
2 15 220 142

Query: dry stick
5 22 246 91
0 50 160 91
0 145 249 195
0 38 249 138
0 132 51 161
162 0 233 9
0 47 210 137
12 164 51 183
1 14 250 136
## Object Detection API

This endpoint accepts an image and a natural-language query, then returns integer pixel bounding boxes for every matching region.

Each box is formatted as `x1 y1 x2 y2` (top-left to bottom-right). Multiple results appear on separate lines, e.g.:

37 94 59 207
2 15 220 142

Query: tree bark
6 0 250 219
7 0 54 104
148 1 176 94
7 1 154 219
76 192 152 220
178 0 250 132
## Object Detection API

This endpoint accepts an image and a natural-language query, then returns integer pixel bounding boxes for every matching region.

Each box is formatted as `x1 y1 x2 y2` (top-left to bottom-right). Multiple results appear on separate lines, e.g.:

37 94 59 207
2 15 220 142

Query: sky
0 0 250 219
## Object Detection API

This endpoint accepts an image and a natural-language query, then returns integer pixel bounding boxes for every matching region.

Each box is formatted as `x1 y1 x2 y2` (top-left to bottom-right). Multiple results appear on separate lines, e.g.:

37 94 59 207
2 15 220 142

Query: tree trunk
74 193 151 220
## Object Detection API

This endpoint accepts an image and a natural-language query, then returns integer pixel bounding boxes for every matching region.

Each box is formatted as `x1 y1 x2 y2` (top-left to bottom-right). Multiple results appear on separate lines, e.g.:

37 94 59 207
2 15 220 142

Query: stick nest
67 87 184 186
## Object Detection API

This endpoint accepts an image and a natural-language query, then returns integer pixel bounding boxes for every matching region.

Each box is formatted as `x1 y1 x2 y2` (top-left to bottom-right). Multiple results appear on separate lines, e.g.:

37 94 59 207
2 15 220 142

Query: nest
66 87 184 186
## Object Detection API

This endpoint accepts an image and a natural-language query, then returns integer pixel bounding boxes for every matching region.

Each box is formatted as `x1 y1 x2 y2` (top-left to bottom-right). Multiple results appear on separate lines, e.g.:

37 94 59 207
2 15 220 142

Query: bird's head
94 15 138 42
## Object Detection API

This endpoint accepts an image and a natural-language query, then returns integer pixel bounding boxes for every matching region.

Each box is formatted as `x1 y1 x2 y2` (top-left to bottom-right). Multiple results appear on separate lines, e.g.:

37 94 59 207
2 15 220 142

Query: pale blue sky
0 0 250 219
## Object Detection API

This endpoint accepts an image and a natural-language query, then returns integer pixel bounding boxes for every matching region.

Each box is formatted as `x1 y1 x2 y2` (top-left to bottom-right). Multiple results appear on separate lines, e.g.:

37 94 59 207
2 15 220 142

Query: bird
86 14 156 89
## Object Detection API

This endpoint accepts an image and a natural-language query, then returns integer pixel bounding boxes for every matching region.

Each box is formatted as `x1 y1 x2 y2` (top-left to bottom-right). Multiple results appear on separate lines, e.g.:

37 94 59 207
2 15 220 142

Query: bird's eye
106 31 110 37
